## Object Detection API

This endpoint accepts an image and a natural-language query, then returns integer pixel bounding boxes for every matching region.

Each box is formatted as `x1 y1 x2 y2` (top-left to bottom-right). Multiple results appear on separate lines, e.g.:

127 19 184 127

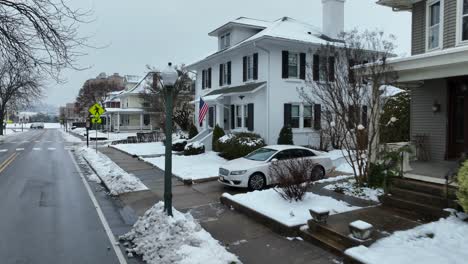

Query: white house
187 0 347 148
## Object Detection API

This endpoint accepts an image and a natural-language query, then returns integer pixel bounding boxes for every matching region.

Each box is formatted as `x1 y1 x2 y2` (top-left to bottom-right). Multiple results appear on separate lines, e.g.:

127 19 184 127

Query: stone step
391 177 457 199
389 187 456 209
300 226 348 256
380 195 450 221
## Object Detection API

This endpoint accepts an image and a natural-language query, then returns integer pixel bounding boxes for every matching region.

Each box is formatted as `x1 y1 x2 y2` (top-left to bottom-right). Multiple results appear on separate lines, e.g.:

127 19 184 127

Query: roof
189 17 340 68
208 17 272 36
376 0 423 10
104 108 144 114
119 74 153 97
204 82 267 96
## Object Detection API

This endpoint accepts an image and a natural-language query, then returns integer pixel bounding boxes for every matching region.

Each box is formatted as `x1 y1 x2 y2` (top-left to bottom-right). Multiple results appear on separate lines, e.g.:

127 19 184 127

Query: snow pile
218 134 234 143
223 189 360 227
79 147 148 195
345 215 468 264
185 141 204 150
114 142 166 156
144 151 227 180
324 179 383 202
120 202 240 264
58 129 82 143
313 175 354 184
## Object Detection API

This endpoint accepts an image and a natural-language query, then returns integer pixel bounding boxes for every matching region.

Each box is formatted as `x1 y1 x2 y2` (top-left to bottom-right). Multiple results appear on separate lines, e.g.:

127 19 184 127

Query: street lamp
160 62 178 217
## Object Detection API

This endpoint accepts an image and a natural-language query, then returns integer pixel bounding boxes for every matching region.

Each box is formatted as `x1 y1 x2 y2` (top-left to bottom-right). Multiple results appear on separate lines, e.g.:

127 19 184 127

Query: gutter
254 41 271 144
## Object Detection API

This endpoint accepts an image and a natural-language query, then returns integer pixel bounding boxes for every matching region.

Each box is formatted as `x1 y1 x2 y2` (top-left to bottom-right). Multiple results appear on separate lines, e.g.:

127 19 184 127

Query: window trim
246 55 254 81
425 0 444 52
287 52 300 79
456 0 468 46
220 32 231 50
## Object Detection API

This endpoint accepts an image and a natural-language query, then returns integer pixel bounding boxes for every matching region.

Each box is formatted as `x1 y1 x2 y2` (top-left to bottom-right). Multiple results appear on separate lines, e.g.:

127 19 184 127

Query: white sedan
218 145 334 190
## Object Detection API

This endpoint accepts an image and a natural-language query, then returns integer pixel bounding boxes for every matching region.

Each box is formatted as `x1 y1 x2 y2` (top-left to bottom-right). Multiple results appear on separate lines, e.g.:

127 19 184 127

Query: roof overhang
387 46 468 82
191 82 267 104
376 0 423 11
208 22 267 37
104 108 144 114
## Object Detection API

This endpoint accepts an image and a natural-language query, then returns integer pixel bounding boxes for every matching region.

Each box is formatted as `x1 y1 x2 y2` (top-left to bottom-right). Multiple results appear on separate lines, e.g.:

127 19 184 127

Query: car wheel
248 173 266 191
311 166 325 181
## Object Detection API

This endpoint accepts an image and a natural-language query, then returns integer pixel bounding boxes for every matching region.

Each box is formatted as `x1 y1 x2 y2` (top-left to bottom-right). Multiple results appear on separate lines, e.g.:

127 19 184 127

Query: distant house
187 0 356 149
378 0 468 179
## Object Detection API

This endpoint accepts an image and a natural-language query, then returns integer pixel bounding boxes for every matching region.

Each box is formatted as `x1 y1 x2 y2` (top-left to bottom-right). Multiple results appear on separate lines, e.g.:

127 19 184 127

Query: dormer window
427 0 442 51
221 33 231 49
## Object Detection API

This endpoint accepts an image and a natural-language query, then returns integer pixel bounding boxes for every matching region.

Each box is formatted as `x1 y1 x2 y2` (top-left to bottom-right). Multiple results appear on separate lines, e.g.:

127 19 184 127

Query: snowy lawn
143 151 227 181
120 202 240 264
114 142 166 156
313 175 354 185
321 150 357 174
73 128 136 141
324 179 384 202
222 189 361 227
79 147 148 195
58 129 82 143
345 214 468 264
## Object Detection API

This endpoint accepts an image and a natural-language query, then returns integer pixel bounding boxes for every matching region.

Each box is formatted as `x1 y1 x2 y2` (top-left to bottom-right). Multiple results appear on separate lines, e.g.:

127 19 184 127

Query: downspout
254 41 271 144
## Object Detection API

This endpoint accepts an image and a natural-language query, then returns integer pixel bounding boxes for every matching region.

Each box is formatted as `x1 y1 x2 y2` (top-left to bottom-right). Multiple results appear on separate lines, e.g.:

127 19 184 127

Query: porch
405 160 458 185
102 108 153 132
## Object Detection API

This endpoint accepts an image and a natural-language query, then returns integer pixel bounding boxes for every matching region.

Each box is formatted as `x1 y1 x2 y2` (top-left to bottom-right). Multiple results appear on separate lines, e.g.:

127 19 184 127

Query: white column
140 113 143 131
117 112 120 132
216 103 223 129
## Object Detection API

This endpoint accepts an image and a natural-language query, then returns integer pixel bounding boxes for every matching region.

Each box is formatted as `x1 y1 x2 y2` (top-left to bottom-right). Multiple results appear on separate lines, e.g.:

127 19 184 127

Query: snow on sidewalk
113 142 166 156
345 214 468 264
120 202 240 264
143 151 227 181
79 147 148 195
323 179 383 202
58 129 82 143
222 189 361 227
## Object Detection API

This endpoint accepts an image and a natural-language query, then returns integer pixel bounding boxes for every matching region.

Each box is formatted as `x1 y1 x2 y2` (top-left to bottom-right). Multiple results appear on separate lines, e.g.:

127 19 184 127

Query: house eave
376 0 423 11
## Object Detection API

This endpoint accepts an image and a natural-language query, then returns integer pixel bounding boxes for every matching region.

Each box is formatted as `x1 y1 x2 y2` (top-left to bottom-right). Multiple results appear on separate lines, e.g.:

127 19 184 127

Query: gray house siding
410 78 448 161
444 0 457 49
412 1 426 55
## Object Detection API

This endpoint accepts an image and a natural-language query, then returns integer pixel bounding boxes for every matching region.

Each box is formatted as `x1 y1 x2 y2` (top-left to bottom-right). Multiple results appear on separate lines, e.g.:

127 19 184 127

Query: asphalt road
0 129 121 264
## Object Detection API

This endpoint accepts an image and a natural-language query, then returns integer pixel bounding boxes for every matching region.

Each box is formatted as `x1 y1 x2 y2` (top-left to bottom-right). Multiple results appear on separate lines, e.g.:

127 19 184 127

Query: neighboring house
378 0 468 179
187 0 349 148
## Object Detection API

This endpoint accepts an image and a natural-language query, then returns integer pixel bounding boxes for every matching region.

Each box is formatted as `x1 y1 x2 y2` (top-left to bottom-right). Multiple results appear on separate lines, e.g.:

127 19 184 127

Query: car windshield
244 148 277 161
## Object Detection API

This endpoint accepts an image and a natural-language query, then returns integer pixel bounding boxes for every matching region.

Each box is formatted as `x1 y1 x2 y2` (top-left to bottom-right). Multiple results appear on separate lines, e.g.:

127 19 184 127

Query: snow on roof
208 17 272 36
119 74 153 96
381 85 405 97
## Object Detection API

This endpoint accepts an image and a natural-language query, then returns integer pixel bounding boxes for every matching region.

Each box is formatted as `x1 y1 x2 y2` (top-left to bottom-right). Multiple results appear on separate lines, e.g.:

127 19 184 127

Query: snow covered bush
457 160 468 213
217 132 265 160
277 126 293 145
212 124 225 152
172 139 188 152
120 202 240 264
183 142 205 156
271 158 317 202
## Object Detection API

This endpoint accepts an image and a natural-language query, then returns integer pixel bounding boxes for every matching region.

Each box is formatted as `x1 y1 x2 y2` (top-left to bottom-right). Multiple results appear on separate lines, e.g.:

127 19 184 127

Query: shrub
183 142 205 156
212 124 225 152
380 91 410 143
218 132 265 160
457 160 468 213
271 158 317 202
277 126 293 145
188 123 198 139
172 139 187 152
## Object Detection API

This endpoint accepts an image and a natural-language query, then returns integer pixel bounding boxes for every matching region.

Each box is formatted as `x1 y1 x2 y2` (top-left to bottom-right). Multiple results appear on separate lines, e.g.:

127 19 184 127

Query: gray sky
44 0 411 107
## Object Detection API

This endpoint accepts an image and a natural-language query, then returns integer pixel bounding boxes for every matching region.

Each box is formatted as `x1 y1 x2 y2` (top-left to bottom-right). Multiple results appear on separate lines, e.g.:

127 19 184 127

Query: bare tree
299 30 398 186
75 77 124 118
0 59 42 135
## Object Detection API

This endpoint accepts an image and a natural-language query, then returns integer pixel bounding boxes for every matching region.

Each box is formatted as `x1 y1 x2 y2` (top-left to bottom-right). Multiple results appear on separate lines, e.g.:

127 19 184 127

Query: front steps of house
380 177 459 221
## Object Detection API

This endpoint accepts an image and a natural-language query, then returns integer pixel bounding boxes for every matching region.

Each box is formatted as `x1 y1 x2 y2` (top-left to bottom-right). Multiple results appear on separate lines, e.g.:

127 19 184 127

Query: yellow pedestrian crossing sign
89 103 105 117
91 117 102 124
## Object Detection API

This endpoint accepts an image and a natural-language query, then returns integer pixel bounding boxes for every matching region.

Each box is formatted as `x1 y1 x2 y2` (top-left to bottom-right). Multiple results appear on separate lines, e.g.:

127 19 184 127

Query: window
223 63 229 85
202 68 211 89
459 0 468 42
247 56 253 80
236 105 242 128
243 105 248 127
220 33 231 49
291 105 300 128
220 62 231 86
288 53 299 78
427 1 441 50
143 114 150 126
303 105 313 128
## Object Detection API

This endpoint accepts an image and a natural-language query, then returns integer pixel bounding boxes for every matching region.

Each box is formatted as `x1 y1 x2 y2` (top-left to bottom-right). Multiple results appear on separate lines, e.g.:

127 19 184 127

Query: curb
220 195 302 237
82 155 113 195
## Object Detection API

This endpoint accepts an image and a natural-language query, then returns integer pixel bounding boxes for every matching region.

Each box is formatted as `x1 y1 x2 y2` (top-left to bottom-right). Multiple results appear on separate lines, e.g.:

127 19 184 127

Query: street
0 129 123 264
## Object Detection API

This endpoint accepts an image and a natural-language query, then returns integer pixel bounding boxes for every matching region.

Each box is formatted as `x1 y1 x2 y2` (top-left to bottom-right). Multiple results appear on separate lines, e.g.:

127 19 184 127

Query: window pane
463 17 468 41
291 105 300 117
429 25 440 49
304 118 312 128
430 2 440 26
464 0 468 14
288 54 298 78
291 118 300 128
303 106 312 117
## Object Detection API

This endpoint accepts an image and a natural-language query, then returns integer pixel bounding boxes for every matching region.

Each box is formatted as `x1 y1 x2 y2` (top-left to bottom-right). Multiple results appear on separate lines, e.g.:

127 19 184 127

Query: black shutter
202 70 206 89
282 51 289 79
208 68 212 88
253 53 258 80
300 53 306 80
313 54 320 81
227 61 231 85
348 105 356 128
284 104 292 127
362 105 368 128
243 56 247 82
230 105 235 129
328 56 335 82
247 103 254 131
219 64 223 86
314 104 322 130
208 107 214 128
349 59 355 84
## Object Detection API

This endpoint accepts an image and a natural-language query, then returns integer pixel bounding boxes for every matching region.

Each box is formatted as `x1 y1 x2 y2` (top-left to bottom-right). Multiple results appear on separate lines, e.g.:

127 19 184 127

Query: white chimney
322 0 345 39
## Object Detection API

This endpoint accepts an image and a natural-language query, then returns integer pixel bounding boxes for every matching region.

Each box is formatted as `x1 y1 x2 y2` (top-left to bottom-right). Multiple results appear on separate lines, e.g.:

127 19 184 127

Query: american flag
198 97 208 126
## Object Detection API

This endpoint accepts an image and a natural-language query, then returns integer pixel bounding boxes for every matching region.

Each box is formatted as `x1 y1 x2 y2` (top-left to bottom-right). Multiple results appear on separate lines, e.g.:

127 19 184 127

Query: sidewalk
99 147 341 264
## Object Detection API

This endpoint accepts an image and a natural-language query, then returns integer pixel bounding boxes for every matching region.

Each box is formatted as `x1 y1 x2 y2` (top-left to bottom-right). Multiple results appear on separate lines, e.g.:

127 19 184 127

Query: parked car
30 123 44 129
218 145 334 190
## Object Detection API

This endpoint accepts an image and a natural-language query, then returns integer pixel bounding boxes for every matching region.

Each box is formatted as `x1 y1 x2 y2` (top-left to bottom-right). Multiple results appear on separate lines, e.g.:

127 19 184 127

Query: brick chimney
322 0 345 39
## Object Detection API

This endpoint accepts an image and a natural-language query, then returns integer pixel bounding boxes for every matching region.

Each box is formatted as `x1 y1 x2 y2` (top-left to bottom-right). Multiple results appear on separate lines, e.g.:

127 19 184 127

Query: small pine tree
212 124 225 152
277 126 294 145
188 123 198 139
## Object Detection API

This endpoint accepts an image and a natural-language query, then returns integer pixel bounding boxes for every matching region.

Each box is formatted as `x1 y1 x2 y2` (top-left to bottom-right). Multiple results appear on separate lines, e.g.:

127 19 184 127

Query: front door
448 77 468 159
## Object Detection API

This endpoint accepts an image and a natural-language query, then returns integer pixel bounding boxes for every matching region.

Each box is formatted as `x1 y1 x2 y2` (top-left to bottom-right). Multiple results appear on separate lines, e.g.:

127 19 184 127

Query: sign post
86 119 90 148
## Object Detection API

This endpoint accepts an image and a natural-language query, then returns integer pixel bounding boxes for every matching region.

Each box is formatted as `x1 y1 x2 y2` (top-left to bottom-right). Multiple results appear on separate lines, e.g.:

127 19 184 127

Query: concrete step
300 226 348 256
391 177 457 199
389 187 457 209
380 195 450 221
